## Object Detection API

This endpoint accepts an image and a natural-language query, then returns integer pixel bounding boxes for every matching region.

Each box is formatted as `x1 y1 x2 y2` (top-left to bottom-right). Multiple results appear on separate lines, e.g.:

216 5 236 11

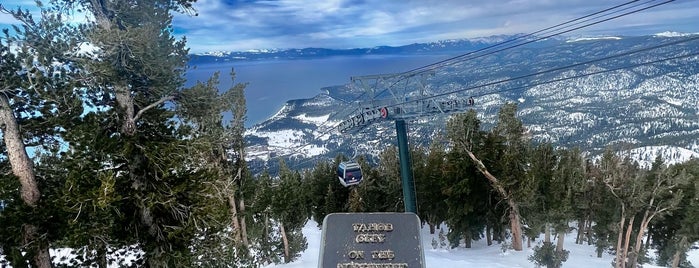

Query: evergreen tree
415 139 448 234
49 0 246 265
444 110 494 248
446 104 528 251
272 160 308 263
0 3 82 267
362 146 403 212
649 159 699 268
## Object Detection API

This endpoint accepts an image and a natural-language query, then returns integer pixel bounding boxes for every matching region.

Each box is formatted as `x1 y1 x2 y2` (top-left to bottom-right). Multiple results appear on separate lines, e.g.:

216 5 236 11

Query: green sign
318 213 425 268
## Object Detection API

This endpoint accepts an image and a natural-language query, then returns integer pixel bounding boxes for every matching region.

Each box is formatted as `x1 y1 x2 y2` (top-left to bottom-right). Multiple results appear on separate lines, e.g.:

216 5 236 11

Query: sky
2 0 699 53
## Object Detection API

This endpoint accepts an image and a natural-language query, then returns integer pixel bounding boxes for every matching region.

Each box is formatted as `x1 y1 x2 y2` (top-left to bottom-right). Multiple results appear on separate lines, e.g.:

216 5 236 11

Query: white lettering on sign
352 223 394 232
348 250 364 260
371 250 395 260
336 263 408 268
338 107 389 132
355 233 386 243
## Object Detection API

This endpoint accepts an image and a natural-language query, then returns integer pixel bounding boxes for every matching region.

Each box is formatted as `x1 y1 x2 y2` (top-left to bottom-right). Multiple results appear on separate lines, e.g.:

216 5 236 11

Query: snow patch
627 145 699 168
653 31 696 37
660 96 683 106
566 36 622 42
262 220 699 268
292 113 330 125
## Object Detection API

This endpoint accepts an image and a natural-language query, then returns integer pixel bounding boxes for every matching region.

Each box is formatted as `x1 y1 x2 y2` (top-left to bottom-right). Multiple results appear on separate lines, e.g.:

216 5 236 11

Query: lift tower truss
338 71 474 214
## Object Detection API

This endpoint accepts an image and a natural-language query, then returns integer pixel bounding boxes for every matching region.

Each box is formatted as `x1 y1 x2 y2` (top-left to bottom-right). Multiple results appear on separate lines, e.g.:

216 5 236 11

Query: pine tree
444 110 495 248
446 105 528 251
649 158 699 268
272 160 308 263
366 146 403 212
0 3 82 266
306 160 335 224
51 0 244 265
416 139 449 234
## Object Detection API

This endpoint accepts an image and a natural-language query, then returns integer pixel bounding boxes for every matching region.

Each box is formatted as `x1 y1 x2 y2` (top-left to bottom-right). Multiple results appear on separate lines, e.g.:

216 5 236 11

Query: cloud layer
3 0 698 53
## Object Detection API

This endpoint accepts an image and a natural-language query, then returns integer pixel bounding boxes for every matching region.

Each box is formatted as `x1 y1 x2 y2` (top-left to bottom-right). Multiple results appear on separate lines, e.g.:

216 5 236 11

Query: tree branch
133 95 174 122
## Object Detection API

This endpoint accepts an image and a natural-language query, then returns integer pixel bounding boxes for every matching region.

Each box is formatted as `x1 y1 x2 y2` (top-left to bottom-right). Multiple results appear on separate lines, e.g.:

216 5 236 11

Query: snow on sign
318 213 425 268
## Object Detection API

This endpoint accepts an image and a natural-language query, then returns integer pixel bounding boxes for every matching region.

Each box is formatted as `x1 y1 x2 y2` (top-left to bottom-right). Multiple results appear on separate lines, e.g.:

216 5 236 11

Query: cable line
262 0 684 169
368 0 675 100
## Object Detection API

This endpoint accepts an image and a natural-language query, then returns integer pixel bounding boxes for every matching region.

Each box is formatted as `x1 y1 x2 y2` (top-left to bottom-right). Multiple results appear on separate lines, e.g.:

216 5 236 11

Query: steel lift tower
337 70 475 214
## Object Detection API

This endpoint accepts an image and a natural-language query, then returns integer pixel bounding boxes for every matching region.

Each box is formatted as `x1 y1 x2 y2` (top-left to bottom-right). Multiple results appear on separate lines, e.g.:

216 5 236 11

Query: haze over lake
185 54 448 127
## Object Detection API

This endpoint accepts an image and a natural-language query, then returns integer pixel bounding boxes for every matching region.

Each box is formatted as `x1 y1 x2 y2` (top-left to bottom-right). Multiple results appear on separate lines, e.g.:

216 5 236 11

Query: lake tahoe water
185 54 449 127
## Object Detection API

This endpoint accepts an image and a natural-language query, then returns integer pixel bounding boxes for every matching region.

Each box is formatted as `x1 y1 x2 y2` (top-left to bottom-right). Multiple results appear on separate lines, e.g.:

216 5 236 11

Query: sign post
318 213 425 268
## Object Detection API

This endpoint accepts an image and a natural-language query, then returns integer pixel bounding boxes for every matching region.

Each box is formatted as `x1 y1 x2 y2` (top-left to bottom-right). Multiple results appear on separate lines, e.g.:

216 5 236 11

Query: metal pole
395 120 417 214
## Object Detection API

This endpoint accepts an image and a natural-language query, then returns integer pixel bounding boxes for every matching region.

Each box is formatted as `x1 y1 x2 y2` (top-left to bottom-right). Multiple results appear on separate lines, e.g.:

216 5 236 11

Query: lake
185 54 449 127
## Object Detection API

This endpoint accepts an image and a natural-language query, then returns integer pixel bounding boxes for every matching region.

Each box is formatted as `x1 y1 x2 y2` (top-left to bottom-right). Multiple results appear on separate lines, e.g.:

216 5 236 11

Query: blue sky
2 0 699 53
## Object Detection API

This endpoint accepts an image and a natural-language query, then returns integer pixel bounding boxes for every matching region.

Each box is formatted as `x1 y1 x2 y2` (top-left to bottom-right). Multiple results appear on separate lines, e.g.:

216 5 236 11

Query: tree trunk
0 95 39 206
280 222 290 263
1 95 51 268
97 242 108 268
464 232 472 248
228 193 242 243
465 150 523 251
23 224 52 268
615 212 626 268
239 197 249 247
672 251 682 268
429 223 436 234
508 200 523 251
621 215 635 268
630 210 652 268
545 223 552 244
114 85 136 135
556 231 565 253
486 225 492 246
576 218 584 245
586 219 593 246
671 236 688 268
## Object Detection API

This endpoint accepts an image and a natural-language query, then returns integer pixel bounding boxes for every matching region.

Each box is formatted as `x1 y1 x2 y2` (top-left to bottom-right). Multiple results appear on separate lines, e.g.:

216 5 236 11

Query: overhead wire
284 0 655 142
287 0 665 151
399 0 672 77
287 33 698 160
369 0 674 100
283 35 699 169
381 35 699 111
273 0 683 169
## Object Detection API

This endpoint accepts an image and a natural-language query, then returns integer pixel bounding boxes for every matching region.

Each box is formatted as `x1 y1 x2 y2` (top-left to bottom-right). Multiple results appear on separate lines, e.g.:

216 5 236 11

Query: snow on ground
653 31 697 37
2 219 697 267
266 220 699 268
293 113 330 125
627 145 699 169
566 36 622 43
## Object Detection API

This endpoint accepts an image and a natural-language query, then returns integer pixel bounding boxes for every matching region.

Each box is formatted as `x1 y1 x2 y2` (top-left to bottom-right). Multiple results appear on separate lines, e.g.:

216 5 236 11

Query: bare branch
133 95 174 122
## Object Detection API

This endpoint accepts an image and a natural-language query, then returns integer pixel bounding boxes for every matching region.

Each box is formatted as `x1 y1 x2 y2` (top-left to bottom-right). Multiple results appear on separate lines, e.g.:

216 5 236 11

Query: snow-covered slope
264 219 699 268
244 34 699 172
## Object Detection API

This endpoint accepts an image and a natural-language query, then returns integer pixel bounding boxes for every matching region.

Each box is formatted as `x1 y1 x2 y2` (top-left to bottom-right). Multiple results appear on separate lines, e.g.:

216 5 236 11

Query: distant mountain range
189 34 563 64
205 33 699 173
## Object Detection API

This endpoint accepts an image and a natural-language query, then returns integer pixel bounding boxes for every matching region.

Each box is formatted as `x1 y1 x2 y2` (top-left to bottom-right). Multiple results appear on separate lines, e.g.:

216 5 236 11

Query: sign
336 97 474 133
318 213 425 268
337 107 389 133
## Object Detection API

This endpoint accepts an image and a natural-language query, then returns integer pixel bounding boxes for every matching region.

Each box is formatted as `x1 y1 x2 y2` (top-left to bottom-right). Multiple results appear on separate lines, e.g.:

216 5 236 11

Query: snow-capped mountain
242 34 699 172
189 35 554 64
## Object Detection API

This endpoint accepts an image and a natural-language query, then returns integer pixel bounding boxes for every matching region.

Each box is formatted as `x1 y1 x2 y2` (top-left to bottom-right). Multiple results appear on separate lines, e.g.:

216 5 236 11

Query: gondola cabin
337 161 363 187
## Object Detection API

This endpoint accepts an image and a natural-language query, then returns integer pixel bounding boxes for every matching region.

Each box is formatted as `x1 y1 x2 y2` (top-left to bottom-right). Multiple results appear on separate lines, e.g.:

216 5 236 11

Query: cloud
174 0 699 52
3 0 697 53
